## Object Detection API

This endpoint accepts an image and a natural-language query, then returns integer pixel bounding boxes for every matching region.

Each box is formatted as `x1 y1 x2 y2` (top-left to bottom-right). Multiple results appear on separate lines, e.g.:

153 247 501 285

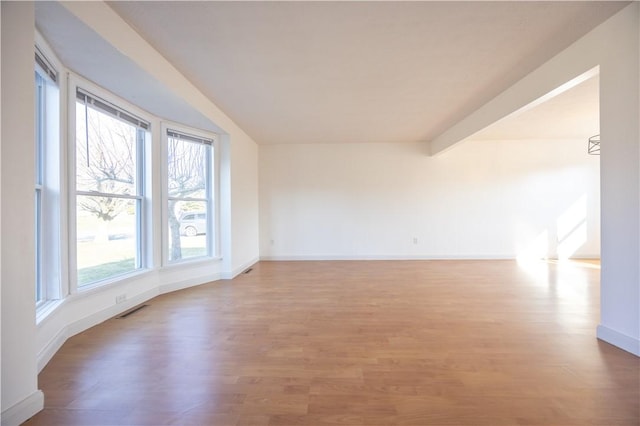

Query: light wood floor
26 260 639 425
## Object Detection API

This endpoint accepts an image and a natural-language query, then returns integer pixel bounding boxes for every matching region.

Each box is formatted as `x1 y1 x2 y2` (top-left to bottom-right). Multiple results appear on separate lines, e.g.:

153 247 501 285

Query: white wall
230 133 260 275
1 3 44 425
1 2 3 416
260 139 600 260
596 3 639 356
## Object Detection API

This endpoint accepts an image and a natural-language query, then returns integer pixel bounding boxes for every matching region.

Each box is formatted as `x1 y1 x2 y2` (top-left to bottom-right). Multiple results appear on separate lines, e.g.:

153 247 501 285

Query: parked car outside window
179 212 206 237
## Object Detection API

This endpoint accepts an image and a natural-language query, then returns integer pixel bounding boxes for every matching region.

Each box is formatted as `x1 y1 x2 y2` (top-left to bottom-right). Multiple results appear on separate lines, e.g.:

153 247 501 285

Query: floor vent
243 268 253 274
117 304 148 319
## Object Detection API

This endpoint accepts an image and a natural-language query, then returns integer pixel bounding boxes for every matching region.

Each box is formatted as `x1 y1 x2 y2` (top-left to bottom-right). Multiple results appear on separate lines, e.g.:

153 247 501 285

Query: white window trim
35 31 66 318
68 73 154 293
161 121 220 266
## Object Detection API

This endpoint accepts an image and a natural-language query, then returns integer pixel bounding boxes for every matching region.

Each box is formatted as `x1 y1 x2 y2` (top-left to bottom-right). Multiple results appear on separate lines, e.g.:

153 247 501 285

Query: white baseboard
35 260 260 375
597 324 640 356
1 390 44 426
158 271 226 294
574 254 601 259
223 257 259 279
37 287 159 372
259 254 601 262
260 254 516 261
67 287 160 338
37 325 68 373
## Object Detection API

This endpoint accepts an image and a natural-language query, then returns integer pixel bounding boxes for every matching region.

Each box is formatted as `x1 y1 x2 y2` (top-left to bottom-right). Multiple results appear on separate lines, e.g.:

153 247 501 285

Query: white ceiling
38 2 623 146
107 1 623 145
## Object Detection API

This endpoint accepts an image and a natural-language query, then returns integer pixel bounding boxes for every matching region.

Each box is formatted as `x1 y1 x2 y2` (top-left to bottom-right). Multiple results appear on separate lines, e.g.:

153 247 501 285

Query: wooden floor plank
25 260 639 425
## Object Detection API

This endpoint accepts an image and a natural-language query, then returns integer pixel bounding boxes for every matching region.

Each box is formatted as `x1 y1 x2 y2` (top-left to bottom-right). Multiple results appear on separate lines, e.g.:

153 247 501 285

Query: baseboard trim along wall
158 272 223 294
260 255 601 262
36 325 68 374
224 257 260 279
261 254 517 261
37 287 160 372
36 260 258 374
597 324 640 356
1 390 44 426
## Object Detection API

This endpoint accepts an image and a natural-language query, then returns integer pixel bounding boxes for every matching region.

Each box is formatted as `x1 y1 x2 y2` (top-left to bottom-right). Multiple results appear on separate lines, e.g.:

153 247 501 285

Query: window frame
69 75 152 291
161 122 219 265
35 68 45 304
35 37 63 311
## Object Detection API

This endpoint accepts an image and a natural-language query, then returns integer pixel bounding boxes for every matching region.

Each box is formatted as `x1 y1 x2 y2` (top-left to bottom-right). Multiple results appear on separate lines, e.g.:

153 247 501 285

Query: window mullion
167 196 208 202
76 191 142 200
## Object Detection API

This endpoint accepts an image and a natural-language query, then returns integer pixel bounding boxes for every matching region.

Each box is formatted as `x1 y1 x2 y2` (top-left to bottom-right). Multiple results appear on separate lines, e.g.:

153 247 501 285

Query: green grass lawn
78 258 135 285
78 247 208 285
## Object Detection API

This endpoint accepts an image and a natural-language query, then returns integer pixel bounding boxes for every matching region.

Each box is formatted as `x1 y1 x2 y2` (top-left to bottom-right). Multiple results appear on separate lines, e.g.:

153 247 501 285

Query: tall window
75 89 148 286
35 70 45 302
35 47 59 304
166 129 215 262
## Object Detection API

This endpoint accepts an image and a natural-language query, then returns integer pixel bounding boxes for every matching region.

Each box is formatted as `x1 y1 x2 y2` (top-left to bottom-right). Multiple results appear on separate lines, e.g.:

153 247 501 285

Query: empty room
1 1 639 425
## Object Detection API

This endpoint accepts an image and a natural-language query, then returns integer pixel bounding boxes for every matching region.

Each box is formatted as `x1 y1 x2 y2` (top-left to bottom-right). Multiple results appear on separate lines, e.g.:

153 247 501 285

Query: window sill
161 256 223 271
74 268 152 296
36 299 66 325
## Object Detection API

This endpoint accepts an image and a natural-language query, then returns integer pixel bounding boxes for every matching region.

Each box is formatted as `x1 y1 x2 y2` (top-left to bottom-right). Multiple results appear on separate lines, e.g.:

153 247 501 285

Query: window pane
35 59 61 305
35 190 42 302
35 72 44 186
77 196 138 286
76 101 138 195
168 200 208 261
35 72 44 302
167 136 208 199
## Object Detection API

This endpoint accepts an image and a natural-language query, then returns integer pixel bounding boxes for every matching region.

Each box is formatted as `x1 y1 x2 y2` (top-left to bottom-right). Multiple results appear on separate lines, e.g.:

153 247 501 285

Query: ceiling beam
428 33 603 156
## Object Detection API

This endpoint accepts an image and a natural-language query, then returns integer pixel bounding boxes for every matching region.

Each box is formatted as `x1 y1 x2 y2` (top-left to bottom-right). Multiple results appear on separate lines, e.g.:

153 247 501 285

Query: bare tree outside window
75 96 144 285
77 106 138 240
167 132 212 262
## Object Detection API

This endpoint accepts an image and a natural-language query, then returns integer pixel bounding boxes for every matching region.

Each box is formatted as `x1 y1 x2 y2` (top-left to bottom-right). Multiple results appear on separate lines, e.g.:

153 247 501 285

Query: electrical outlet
115 294 127 304
413 237 418 244
270 239 275 246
